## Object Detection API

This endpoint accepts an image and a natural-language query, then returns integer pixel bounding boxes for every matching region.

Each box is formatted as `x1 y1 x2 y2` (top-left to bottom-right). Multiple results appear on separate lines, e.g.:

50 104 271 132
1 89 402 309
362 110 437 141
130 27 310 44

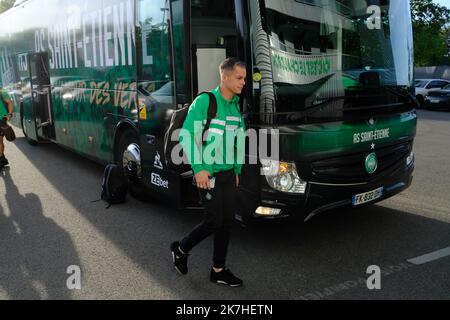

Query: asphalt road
0 110 449 300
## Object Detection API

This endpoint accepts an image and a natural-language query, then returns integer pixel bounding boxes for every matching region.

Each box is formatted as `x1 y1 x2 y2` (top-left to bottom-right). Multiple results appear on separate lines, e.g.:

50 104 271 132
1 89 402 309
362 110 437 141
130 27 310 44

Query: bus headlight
406 152 414 166
261 160 307 194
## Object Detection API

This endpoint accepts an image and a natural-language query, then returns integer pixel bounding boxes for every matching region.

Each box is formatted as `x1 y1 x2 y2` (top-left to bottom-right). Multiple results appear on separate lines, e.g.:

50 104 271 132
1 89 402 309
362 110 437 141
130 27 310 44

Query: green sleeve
179 94 212 175
1 90 11 101
0 90 12 117
234 116 246 176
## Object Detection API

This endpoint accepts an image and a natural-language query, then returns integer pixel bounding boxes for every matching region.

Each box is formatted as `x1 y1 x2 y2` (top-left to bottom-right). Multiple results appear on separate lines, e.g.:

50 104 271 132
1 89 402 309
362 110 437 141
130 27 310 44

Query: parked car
415 79 450 107
423 83 450 110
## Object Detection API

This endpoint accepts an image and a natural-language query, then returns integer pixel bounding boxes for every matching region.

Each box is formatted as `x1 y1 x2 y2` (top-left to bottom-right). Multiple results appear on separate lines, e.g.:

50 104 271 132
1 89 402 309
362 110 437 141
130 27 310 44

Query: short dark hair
220 57 246 73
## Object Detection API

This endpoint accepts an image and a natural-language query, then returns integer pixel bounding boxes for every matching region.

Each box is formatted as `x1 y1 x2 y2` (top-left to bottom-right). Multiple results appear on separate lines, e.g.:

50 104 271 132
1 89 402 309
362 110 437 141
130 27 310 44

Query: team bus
0 0 417 223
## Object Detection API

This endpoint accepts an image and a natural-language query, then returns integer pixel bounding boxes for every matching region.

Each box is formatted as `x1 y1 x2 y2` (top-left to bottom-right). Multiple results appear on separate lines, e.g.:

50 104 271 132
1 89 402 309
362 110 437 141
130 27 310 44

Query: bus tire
116 128 147 200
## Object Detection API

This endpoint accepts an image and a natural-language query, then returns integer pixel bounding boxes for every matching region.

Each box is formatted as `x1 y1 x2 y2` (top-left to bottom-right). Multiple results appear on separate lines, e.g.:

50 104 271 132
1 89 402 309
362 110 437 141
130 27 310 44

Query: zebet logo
151 173 169 189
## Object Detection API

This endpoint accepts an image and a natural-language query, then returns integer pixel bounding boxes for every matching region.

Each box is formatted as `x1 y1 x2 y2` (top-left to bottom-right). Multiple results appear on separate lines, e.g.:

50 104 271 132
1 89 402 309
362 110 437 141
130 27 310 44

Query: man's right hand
195 170 211 190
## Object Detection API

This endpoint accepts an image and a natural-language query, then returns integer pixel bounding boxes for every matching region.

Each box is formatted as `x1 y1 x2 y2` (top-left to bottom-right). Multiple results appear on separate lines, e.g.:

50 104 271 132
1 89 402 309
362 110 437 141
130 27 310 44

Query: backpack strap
199 92 218 146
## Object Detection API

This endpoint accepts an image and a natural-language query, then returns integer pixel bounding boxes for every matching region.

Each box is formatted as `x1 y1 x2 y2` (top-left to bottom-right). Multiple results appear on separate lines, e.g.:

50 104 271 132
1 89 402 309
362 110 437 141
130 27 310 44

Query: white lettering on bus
353 128 390 144
48 28 54 69
34 0 135 70
83 15 91 67
104 6 114 67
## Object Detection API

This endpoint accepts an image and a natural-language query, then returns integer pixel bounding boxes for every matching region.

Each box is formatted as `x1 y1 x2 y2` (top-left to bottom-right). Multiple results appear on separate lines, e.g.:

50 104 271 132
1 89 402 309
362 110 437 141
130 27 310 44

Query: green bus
0 0 417 223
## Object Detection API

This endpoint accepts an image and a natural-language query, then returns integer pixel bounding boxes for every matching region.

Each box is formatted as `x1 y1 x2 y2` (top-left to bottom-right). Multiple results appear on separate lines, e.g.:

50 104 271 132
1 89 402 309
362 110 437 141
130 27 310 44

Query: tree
0 0 14 15
411 0 450 66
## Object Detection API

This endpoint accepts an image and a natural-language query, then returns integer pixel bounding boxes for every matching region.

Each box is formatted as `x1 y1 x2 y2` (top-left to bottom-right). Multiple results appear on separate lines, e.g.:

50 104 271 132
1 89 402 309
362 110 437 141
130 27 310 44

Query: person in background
0 86 14 168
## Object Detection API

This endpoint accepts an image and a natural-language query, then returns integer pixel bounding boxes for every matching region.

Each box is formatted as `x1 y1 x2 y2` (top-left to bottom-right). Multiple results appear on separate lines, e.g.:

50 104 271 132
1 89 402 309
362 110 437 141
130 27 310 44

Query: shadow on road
11 137 450 299
0 167 81 300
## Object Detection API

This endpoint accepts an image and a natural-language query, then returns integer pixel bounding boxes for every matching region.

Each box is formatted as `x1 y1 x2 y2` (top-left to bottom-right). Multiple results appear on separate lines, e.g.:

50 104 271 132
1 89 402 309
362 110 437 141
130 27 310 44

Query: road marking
407 247 450 265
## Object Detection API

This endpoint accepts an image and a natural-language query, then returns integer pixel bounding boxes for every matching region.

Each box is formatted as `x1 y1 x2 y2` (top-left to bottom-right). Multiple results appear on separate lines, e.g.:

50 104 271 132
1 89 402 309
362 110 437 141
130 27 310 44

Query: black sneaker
170 241 189 275
210 268 243 287
0 156 8 168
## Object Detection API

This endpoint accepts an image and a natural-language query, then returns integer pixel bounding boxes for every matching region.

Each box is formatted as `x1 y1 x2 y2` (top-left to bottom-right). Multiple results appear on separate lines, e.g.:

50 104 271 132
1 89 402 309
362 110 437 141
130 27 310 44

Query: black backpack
164 92 217 170
100 164 128 208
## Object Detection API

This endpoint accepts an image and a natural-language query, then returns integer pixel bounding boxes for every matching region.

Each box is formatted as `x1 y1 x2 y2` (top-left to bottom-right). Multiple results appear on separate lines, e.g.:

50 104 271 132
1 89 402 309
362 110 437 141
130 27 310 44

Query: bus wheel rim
122 143 142 181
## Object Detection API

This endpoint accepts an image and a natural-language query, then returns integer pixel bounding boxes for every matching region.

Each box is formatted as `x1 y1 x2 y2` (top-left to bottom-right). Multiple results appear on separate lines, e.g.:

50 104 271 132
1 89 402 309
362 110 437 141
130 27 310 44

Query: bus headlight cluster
406 151 415 167
261 160 307 194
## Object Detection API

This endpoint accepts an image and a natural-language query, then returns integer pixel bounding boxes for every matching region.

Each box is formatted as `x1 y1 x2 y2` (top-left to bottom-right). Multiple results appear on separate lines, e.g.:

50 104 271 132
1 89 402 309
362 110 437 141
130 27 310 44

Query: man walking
171 58 247 287
0 86 14 168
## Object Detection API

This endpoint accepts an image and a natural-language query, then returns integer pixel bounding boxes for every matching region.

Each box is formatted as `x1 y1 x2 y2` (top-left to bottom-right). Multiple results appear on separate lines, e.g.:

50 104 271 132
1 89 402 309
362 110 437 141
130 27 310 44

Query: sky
434 0 450 8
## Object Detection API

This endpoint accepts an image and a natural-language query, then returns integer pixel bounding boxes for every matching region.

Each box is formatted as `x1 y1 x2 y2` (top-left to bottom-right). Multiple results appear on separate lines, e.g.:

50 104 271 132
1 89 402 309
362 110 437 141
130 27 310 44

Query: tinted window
426 81 441 89
138 0 173 91
191 0 234 19
151 81 173 96
415 80 428 88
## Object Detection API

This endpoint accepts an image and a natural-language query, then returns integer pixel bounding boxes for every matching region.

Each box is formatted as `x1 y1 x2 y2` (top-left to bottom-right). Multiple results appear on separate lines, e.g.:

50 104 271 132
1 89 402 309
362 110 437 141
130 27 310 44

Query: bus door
168 0 204 208
170 0 239 102
28 52 55 141
137 0 180 202
162 0 240 208
190 0 238 95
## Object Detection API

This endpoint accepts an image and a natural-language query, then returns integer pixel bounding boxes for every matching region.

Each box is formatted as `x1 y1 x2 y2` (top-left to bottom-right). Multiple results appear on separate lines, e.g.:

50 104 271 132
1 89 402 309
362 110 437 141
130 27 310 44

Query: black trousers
180 169 237 269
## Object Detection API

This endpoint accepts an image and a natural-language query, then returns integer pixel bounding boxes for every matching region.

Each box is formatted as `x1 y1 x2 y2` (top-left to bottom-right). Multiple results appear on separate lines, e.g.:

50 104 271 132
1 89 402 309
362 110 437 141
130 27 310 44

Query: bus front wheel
116 129 146 200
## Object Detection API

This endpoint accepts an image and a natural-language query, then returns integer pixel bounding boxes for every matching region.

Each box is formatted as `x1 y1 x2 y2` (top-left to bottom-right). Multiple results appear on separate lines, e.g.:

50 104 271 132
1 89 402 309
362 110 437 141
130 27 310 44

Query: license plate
430 100 440 103
352 187 384 206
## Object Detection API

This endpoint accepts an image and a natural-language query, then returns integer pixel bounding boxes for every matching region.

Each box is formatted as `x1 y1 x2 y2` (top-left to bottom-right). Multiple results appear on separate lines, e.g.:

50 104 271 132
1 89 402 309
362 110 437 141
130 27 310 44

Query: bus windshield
250 0 414 123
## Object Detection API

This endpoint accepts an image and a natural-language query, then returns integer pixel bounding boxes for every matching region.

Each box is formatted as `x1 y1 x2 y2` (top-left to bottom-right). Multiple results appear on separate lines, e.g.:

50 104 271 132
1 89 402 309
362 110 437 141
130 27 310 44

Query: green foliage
0 0 15 15
411 0 450 66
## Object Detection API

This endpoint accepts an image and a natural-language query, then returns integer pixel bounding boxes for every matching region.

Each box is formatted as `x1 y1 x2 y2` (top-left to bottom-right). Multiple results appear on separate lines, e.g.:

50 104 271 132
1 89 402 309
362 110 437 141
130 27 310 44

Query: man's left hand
5 110 13 121
236 175 240 188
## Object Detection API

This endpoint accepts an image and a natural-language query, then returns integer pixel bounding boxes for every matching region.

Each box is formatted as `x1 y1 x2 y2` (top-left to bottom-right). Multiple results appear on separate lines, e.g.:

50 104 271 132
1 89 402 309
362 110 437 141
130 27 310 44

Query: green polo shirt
180 86 246 176
0 89 12 119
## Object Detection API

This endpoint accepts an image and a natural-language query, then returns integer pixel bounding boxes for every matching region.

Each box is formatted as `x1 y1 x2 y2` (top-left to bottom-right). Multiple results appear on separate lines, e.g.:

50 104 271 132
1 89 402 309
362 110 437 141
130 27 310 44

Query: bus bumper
238 163 414 223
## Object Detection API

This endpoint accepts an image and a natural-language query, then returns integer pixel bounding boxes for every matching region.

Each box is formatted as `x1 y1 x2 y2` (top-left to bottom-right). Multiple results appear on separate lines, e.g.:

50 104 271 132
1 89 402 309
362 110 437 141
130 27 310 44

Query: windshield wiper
313 86 419 109
246 86 417 121
381 86 420 109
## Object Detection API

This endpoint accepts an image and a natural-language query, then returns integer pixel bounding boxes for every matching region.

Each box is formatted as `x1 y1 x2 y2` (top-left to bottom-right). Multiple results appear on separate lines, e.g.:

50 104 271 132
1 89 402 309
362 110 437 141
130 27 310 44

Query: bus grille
310 141 412 183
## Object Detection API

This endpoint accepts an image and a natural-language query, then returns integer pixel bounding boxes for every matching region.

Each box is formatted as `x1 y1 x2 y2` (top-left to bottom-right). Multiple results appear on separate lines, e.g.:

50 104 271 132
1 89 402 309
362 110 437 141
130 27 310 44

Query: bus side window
138 0 174 104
